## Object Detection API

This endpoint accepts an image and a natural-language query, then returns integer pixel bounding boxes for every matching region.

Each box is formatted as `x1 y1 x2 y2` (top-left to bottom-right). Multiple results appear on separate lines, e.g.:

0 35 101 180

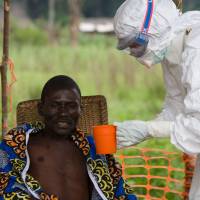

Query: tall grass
0 33 178 151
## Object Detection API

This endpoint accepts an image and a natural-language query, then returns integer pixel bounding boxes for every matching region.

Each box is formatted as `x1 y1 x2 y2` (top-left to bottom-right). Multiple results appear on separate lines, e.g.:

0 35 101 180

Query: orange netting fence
115 147 196 200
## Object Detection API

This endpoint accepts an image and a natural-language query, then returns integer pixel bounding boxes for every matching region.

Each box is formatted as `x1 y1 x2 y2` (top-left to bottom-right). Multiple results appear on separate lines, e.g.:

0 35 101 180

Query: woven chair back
17 95 108 134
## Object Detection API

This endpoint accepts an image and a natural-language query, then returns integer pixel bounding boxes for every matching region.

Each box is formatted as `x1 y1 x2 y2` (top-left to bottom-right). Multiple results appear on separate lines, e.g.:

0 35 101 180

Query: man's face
39 88 81 138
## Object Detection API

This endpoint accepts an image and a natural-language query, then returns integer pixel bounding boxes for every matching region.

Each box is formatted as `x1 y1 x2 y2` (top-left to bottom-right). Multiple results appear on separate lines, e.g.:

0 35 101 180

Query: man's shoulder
1 122 44 145
9 122 44 133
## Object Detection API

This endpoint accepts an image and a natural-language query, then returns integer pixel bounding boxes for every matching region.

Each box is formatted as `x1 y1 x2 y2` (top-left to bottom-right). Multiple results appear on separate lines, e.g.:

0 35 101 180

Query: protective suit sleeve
147 121 174 137
114 120 173 149
114 120 150 149
170 46 200 155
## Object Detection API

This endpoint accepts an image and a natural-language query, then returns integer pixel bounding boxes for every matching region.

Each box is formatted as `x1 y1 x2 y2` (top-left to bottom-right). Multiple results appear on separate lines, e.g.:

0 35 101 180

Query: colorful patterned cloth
0 122 137 200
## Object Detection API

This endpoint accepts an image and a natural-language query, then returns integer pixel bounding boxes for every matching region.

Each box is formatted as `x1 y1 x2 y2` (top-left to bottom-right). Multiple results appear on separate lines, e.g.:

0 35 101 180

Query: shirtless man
28 75 90 199
0 75 137 200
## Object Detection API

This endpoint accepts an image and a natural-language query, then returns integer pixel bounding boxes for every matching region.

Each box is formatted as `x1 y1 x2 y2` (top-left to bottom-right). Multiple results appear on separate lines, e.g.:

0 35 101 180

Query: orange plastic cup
93 125 117 154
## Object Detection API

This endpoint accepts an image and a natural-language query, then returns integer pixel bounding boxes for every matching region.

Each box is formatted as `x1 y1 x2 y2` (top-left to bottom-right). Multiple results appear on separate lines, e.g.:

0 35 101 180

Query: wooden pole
1 0 10 136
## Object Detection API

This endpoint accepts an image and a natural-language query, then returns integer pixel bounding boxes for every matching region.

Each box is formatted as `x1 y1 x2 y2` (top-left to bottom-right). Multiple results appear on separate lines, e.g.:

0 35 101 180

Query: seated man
0 75 137 200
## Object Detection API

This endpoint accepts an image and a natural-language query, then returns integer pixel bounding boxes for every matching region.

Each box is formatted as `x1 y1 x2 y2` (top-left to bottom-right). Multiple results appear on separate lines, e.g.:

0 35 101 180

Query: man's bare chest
27 136 91 199
28 136 88 176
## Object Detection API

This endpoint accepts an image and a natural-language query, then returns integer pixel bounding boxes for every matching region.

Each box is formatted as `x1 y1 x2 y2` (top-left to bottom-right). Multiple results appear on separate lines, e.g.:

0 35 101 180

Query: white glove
114 120 150 149
114 120 173 149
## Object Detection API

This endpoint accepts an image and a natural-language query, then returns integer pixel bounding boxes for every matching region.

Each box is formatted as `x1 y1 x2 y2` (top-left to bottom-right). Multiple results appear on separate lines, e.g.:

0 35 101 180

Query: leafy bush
11 26 48 46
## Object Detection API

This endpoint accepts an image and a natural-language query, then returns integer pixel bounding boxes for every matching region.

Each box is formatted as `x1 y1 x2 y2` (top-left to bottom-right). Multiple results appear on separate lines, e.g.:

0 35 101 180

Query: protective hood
114 0 180 67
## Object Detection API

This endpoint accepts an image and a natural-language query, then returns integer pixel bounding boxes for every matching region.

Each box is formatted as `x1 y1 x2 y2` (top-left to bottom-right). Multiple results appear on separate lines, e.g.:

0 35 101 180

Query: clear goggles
117 32 149 58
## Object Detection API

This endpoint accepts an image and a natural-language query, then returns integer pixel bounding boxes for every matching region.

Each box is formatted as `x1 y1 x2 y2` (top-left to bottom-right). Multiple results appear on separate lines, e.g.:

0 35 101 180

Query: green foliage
0 33 177 151
82 0 124 17
26 0 48 19
10 25 48 45
0 32 186 199
183 0 200 11
11 0 200 24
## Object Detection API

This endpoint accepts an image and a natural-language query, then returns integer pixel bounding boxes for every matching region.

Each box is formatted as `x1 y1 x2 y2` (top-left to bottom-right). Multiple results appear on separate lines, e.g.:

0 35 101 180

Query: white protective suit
113 0 200 199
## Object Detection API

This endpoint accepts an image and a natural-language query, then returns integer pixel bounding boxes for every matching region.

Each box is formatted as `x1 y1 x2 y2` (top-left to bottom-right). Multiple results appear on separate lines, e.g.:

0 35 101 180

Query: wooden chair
17 95 195 200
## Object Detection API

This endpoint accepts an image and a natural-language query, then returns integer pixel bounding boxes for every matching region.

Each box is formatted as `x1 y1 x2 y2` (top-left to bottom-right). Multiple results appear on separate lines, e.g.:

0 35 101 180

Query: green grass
0 32 186 199
0 33 178 151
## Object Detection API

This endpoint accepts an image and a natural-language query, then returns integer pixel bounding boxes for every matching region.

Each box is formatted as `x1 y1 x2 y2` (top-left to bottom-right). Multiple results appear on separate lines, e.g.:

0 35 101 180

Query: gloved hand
114 120 150 149
114 120 173 149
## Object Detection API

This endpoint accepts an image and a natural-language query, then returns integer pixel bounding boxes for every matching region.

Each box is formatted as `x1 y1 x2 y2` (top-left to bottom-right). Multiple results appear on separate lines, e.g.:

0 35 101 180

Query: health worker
113 0 200 199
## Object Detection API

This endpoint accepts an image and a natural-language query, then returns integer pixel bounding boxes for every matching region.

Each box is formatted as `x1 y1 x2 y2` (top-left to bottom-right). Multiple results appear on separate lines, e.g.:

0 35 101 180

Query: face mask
136 47 167 68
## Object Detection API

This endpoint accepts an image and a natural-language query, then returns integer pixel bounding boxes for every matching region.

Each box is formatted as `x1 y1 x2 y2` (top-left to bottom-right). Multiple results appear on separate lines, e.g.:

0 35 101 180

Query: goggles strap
141 0 154 34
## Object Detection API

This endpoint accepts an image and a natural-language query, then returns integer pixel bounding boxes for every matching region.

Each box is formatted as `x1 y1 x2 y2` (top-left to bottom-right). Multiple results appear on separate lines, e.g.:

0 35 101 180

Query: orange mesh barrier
115 147 196 200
